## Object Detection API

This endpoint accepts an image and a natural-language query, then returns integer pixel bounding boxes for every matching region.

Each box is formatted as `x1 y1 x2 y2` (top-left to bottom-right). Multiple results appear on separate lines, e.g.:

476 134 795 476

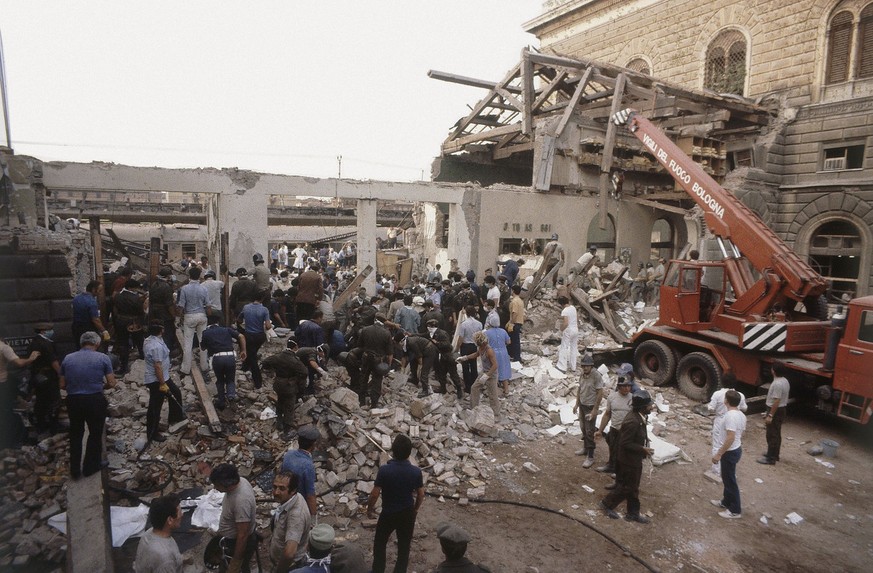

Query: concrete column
218 187 268 273
448 201 472 274
356 198 378 293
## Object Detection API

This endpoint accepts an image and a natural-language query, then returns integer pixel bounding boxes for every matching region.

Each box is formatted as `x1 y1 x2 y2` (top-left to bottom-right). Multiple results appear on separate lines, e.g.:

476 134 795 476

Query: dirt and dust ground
328 386 873 573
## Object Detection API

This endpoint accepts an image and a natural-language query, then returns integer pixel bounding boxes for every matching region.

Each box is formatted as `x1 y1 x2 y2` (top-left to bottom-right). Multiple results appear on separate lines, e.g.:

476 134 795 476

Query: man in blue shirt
177 267 209 376
60 331 116 478
240 293 272 390
498 258 523 288
143 321 186 443
367 434 424 573
71 280 109 349
295 310 325 349
200 315 246 410
281 426 320 515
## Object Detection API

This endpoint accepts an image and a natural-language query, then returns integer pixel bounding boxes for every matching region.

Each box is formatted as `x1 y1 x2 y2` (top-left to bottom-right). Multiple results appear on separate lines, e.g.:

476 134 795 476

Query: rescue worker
199 314 246 410
395 331 437 397
262 339 310 435
339 347 365 397
296 342 329 396
357 316 393 408
112 278 146 376
573 354 606 468
595 377 633 476
542 233 565 287
148 269 179 356
27 322 61 434
251 252 271 292
599 389 655 524
229 268 259 317
426 319 463 398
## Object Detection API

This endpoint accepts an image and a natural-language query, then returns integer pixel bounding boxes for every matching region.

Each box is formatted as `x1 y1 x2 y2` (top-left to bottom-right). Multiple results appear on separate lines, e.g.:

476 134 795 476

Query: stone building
520 0 873 298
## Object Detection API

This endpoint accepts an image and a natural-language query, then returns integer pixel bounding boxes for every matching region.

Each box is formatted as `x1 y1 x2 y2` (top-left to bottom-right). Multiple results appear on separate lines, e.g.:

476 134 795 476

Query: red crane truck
611 108 873 424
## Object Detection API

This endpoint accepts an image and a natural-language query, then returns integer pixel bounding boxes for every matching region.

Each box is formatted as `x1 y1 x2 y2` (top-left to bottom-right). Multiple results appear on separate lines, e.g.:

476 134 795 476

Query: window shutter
857 6 873 78
827 11 854 84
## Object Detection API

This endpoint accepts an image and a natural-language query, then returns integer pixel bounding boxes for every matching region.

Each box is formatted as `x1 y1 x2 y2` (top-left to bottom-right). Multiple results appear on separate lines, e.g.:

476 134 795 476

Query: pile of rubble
0 291 687 567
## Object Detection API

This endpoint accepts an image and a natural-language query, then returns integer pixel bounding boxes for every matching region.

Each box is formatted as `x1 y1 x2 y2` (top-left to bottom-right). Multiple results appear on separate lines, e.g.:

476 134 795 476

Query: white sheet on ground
48 504 150 547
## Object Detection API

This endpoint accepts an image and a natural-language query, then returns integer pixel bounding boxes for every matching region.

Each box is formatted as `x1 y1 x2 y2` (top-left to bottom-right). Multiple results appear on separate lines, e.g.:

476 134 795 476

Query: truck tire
677 352 722 402
633 340 676 387
803 295 829 321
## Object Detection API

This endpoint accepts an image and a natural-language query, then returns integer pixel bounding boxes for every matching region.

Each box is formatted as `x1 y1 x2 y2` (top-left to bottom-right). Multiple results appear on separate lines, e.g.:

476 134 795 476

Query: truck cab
833 296 873 423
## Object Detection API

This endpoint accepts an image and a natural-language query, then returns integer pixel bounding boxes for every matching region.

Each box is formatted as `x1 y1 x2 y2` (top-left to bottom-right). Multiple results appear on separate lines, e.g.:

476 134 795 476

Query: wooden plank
89 217 106 316
659 109 731 128
191 365 222 433
531 70 569 111
149 237 161 285
599 73 627 229
447 64 521 141
525 261 561 307
493 141 535 160
522 52 534 135
554 67 594 138
495 87 525 113
66 470 113 572
570 287 628 343
623 195 691 215
442 123 523 154
106 228 149 271
333 264 374 311
427 69 523 95
604 265 629 293
221 232 231 325
589 288 619 304
533 133 556 191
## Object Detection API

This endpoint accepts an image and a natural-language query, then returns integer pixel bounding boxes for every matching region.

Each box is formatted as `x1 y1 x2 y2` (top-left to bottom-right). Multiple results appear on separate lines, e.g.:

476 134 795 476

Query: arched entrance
650 218 675 261
588 214 616 262
806 218 864 301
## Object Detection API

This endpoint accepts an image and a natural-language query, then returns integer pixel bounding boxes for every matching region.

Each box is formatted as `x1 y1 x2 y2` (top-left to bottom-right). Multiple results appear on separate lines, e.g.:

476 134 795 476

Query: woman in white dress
556 295 579 372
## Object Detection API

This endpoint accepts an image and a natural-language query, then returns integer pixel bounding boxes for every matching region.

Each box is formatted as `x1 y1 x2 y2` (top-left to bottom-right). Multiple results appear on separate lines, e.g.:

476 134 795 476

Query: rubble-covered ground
1 293 872 572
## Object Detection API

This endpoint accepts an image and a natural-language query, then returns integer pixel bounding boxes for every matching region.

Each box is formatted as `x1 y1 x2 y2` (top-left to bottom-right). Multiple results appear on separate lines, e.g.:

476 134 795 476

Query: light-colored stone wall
527 0 837 103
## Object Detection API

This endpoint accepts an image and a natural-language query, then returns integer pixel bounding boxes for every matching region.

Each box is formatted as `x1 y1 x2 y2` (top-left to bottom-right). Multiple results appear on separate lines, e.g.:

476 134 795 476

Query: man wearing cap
112 278 146 376
200 314 247 410
368 434 424 573
600 389 654 523
26 322 61 434
289 524 334 573
177 267 210 377
395 331 437 397
281 426 320 515
71 280 110 350
542 233 565 288
426 319 463 398
270 470 312 572
573 354 606 468
229 268 259 317
262 340 309 433
60 331 117 478
595 377 634 475
211 463 257 573
202 270 225 325
149 269 180 356
615 363 641 393
432 522 491 573
296 343 329 396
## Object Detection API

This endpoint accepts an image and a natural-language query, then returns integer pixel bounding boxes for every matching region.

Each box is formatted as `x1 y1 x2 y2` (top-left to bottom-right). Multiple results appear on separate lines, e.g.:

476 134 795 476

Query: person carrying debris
459 331 500 416
556 296 579 373
574 354 606 468
542 233 566 287
296 342 329 396
211 463 258 573
269 471 312 572
134 493 183 573
368 434 425 573
262 339 310 435
594 377 633 476
431 522 491 573
599 389 655 524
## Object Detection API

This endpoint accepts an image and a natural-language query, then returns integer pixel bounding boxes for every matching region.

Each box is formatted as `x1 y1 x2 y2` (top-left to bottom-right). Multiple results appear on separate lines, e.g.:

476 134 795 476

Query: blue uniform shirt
241 303 270 334
72 292 99 326
60 349 113 395
280 449 316 498
200 325 240 356
143 335 170 385
177 282 208 315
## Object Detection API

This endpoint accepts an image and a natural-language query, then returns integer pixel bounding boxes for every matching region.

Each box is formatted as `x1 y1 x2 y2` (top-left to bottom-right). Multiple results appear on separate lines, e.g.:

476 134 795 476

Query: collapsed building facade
432 0 873 303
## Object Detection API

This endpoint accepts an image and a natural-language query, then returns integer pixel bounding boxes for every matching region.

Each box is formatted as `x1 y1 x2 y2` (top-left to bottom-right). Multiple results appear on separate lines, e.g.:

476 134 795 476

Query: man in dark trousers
426 319 463 398
295 262 323 322
27 322 61 434
112 278 146 375
229 268 259 317
394 331 437 398
148 269 179 356
599 389 655 524
60 331 117 478
367 434 424 573
200 314 247 410
357 317 393 408
143 321 187 442
262 339 310 435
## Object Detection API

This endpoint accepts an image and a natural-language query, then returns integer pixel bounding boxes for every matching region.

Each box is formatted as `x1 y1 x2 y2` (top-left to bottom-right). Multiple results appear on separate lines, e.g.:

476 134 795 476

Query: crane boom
612 109 827 305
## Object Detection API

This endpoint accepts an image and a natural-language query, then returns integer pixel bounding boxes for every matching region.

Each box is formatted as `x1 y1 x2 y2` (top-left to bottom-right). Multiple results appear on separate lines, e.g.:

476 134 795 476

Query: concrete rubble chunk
465 405 496 437
522 462 541 474
330 387 361 412
409 394 444 419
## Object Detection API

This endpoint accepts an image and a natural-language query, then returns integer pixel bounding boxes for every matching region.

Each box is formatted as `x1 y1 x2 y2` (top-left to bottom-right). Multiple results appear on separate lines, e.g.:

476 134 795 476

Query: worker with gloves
143 321 187 443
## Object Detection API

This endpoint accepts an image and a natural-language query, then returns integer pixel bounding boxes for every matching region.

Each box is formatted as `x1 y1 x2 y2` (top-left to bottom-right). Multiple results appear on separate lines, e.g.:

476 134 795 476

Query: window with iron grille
626 58 651 76
821 142 865 171
704 30 746 95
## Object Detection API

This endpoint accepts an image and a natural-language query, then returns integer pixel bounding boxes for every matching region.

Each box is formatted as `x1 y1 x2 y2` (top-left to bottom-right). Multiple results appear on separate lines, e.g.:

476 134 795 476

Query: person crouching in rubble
599 389 655 524
459 331 500 416
262 339 310 437
296 342 329 396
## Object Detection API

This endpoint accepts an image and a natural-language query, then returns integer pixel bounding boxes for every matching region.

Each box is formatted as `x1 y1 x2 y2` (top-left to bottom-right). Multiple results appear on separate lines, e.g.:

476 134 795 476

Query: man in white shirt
134 494 183 572
705 372 747 483
711 390 746 519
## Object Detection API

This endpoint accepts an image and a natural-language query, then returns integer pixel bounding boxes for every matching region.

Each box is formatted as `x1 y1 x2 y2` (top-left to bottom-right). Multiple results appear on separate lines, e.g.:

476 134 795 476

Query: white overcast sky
0 1 541 182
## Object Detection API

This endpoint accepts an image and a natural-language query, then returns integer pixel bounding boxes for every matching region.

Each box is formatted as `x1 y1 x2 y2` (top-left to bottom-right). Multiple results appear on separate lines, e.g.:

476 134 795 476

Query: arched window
827 11 854 83
808 219 862 300
650 218 674 260
587 215 616 263
626 58 651 76
704 30 747 95
858 4 873 78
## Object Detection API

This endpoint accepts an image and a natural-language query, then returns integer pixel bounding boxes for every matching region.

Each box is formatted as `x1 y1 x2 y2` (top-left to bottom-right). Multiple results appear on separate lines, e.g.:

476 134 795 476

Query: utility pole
0 29 11 149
